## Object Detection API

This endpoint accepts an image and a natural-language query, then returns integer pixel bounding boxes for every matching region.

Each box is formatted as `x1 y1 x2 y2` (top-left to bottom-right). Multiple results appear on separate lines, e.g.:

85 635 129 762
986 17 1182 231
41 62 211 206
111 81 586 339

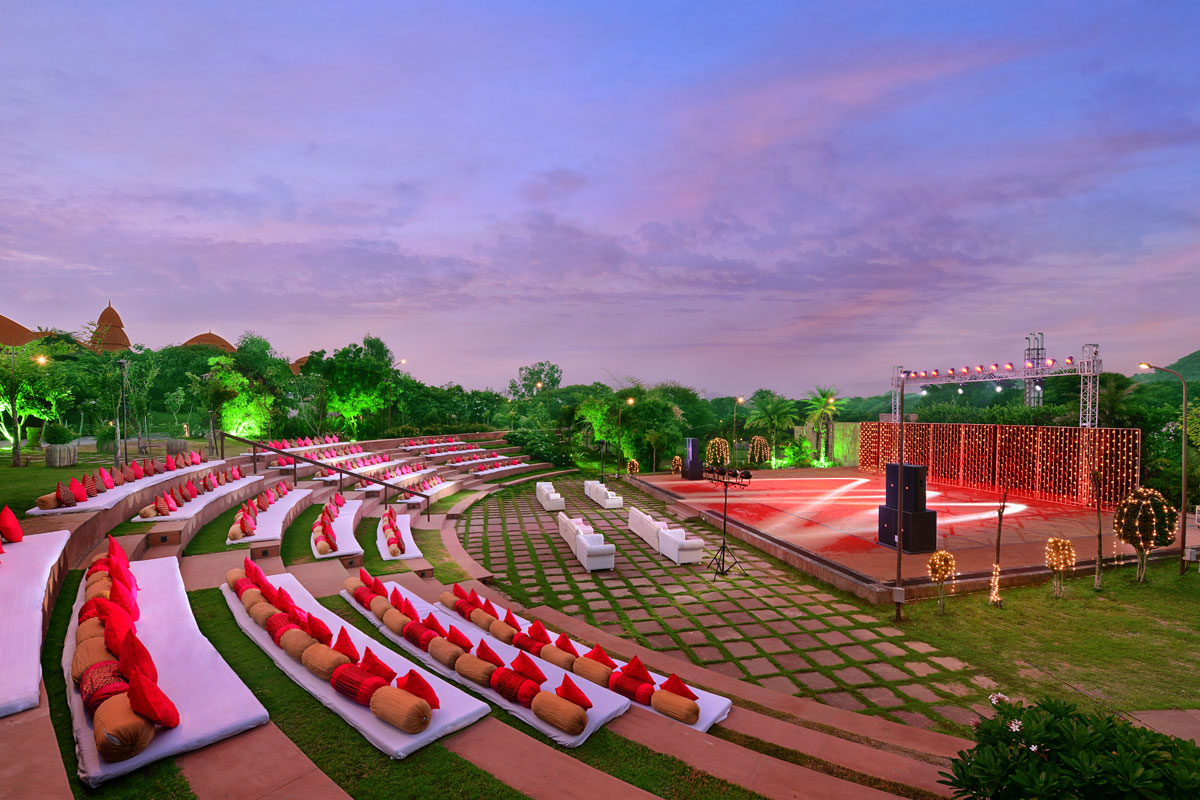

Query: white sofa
628 506 704 565
557 512 615 571
584 480 623 509
536 481 565 512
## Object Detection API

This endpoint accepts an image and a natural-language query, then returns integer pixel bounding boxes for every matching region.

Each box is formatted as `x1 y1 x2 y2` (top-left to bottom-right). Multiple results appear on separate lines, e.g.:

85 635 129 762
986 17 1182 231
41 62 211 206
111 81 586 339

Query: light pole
615 396 634 479
1140 362 1189 574
731 396 744 466
894 370 908 623
116 358 129 466
535 381 543 395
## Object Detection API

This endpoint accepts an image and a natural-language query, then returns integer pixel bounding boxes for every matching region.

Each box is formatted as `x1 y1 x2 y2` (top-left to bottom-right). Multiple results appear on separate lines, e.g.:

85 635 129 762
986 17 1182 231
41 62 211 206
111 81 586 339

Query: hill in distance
1130 347 1200 382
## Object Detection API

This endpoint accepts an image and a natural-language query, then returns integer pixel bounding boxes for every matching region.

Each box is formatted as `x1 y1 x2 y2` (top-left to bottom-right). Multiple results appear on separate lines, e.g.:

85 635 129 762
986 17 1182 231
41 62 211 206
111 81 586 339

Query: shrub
43 422 76 445
93 424 116 453
941 696 1200 799
506 429 573 467
383 425 420 439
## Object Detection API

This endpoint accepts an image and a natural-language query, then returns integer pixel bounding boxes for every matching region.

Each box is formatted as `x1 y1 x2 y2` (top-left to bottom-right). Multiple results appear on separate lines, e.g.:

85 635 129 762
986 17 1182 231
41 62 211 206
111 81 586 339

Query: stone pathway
458 479 1002 734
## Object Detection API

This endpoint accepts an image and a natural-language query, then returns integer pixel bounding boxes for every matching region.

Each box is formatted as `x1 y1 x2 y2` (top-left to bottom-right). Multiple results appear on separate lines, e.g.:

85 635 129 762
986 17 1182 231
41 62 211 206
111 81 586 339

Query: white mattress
400 440 466 451
471 463 527 477
429 447 484 458
225 488 313 546
438 594 731 732
222 574 488 758
27 460 227 516
310 499 364 560
0 530 70 718
343 582 629 747
313 459 405 483
375 515 423 562
400 481 457 505
132 475 263 523
64 558 268 786
356 467 436 494
447 455 506 470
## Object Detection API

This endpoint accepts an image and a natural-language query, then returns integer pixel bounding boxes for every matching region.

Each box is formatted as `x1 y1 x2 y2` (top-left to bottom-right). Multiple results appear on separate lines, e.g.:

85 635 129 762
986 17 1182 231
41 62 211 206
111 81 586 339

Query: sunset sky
2 1 1197 397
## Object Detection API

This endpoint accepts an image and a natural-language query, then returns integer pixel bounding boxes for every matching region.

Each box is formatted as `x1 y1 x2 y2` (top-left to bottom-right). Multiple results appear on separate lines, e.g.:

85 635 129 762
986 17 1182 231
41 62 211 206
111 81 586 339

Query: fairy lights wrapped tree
748 435 769 464
926 550 956 615
705 438 729 465
1044 538 1075 598
626 459 639 474
670 455 682 475
1112 487 1177 582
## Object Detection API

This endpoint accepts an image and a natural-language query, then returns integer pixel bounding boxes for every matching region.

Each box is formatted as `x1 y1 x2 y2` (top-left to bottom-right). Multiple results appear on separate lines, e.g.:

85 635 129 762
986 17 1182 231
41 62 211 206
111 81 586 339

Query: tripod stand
706 467 749 577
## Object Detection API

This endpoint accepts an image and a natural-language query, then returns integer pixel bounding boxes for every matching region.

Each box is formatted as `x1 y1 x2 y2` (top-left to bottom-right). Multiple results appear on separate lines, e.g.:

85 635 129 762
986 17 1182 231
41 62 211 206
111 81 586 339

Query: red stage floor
641 467 1164 583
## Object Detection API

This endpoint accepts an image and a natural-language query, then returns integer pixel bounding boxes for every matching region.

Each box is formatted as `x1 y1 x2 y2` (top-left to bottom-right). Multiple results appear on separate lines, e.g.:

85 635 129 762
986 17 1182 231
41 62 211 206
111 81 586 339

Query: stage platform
636 468 1174 597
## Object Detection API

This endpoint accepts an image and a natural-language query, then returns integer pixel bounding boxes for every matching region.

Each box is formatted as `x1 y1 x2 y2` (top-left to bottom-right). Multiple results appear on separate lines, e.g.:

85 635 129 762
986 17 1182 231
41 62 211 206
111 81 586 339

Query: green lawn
281 505 321 565
0 461 95 518
897 559 1200 714
183 504 251 556
355 515 470 584
42 571 196 799
425 490 475 515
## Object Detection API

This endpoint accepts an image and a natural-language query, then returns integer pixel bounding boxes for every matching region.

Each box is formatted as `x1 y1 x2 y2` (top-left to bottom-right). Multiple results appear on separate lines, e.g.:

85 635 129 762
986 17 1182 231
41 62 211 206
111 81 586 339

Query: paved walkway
458 478 1003 733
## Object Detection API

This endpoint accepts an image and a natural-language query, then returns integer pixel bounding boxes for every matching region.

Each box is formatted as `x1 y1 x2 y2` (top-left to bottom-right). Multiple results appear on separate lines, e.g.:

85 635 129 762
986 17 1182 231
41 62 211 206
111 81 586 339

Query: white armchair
557 512 615 571
584 480 623 509
536 481 565 512
628 505 704 565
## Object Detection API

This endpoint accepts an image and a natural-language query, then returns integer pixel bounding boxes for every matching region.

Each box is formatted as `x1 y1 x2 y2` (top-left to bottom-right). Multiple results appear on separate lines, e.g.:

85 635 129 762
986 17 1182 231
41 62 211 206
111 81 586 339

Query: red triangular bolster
475 639 504 667
620 655 654 684
527 619 552 645
446 625 473 651
359 647 397 684
482 598 498 618
659 673 699 701
273 587 294 613
371 576 386 598
358 567 373 587
307 615 333 646
333 626 359 662
452 583 468 600
583 644 617 669
389 587 404 610
503 609 522 632
467 588 482 608
395 669 439 709
554 633 578 656
422 612 447 638
400 597 419 621
557 674 593 710
512 651 546 685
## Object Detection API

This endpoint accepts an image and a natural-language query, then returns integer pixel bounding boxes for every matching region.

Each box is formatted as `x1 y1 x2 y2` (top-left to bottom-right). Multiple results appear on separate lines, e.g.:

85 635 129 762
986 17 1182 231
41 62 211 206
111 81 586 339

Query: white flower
1009 720 1023 732
1028 745 1038 752
989 692 1010 706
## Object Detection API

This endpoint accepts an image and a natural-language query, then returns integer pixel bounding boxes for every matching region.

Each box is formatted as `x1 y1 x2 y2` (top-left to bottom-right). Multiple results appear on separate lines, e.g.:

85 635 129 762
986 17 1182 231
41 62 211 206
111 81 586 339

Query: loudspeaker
683 459 703 480
885 463 927 512
685 438 698 461
877 506 938 553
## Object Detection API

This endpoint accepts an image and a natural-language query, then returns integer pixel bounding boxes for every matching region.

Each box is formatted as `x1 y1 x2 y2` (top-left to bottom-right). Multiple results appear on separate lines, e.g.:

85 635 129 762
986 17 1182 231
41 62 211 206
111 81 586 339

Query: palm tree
746 394 799 468
804 386 845 462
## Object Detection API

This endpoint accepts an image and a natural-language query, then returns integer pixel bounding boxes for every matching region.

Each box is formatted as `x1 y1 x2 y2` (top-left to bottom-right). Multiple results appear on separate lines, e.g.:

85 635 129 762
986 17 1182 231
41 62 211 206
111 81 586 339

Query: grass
42 570 196 799
182 503 251 555
425 490 475 515
895 559 1200 716
482 465 562 484
0 461 96 517
355 515 470 584
281 504 322 565
188 588 528 800
319 595 768 800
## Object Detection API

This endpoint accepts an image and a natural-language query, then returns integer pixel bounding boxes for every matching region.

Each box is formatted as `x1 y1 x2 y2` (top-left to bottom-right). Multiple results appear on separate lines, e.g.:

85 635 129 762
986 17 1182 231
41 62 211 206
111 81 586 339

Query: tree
1113 486 1178 582
508 361 562 400
804 386 845 463
187 355 242 454
305 337 393 438
1 339 68 467
123 347 161 454
745 393 799 467
165 387 186 427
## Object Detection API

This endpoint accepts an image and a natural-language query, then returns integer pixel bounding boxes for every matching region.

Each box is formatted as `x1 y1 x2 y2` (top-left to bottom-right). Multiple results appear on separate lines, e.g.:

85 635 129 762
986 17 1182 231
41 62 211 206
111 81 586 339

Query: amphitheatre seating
356 466 437 493
26 458 227 516
0 529 70 718
467 458 528 478
444 453 506 471
584 480 623 509
310 499 364 562
64 556 268 785
221 572 488 758
627 507 704 565
225 488 312 546
376 514 422 561
556 512 615 572
437 588 732 732
536 482 565 512
343 579 630 747
132 475 264 523
399 438 466 452
313 457 404 482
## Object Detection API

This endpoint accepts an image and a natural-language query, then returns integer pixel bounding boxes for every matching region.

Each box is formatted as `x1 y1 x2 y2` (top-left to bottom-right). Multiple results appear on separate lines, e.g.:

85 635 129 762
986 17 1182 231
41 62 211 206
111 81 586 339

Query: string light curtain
859 422 1140 510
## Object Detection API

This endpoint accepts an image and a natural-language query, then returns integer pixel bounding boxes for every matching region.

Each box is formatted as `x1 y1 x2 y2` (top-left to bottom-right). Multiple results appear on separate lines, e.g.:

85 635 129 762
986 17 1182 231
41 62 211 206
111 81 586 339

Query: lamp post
731 395 744 466
1140 362 1189 574
535 381 543 395
615 396 634 479
116 358 129 467
894 370 908 623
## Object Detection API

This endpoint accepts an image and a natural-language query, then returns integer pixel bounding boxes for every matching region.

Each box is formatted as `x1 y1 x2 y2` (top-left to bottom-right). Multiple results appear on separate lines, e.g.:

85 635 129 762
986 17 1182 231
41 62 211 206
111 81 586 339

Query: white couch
557 512 615 571
536 481 565 512
628 506 704 565
584 480 623 509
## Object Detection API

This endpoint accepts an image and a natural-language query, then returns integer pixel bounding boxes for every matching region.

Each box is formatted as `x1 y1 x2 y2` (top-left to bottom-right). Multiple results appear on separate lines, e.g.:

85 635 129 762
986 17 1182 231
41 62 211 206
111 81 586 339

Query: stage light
995 384 1003 392
1045 358 1055 367
1035 384 1043 392
990 363 999 371
1025 360 1034 369
921 389 928 396
1064 356 1074 365
919 371 927 378
1004 363 1014 370
962 366 970 375
957 387 964 394
975 365 983 373
931 370 939 377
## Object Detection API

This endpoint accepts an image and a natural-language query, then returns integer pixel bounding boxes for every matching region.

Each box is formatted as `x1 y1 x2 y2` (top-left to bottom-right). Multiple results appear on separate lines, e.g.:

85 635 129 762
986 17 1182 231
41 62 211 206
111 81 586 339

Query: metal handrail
219 432 433 520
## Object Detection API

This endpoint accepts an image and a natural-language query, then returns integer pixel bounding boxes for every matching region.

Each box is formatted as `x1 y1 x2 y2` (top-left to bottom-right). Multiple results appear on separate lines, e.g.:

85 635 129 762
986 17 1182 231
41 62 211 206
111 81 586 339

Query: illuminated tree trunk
990 486 1008 608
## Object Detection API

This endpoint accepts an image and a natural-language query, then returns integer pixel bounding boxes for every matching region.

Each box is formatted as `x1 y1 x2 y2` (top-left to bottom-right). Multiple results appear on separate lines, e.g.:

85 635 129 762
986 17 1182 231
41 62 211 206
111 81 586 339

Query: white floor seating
536 481 564 511
584 480 623 509
627 506 704 565
556 512 615 571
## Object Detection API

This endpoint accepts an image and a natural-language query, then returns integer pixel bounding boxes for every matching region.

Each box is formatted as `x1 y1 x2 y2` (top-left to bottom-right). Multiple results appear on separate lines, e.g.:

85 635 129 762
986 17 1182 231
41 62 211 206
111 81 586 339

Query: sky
1 1 1197 397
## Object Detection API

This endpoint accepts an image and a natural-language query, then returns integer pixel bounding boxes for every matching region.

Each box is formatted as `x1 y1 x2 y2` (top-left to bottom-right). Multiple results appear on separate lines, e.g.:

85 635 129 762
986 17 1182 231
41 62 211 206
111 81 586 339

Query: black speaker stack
877 463 937 553
682 438 703 479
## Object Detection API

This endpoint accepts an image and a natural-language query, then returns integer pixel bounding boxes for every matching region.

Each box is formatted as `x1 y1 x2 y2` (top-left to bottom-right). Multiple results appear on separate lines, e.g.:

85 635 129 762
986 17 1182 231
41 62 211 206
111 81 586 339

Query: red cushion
108 576 140 622
128 669 180 728
332 626 359 662
130 461 144 480
97 599 135 655
620 655 654 684
511 651 546 685
165 454 176 471
306 615 332 646
118 630 159 684
452 583 468 601
583 645 617 669
659 673 699 701
421 612 447 638
164 492 178 512
394 669 439 709
108 555 135 590
0 505 23 543
481 599 498 618
358 567 373 587
400 597 419 621
389 587 404 610
359 647 397 684
446 625 473 651
554 633 578 657
56 482 76 507
556 674 593 710
527 619 552 645
108 535 131 572
98 467 115 490
287 604 308 630
503 609 522 632
69 477 87 503
475 639 504 668
273 587 293 613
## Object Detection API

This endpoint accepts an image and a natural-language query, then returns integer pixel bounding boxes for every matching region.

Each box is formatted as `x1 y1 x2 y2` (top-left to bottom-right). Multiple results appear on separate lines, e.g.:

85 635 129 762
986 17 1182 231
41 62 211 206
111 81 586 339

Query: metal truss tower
1023 332 1046 408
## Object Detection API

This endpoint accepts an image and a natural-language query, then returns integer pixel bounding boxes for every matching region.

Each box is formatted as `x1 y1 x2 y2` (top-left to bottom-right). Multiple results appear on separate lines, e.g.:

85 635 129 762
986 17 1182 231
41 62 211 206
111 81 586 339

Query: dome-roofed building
182 331 236 353
90 302 131 352
289 355 309 375
0 314 38 347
